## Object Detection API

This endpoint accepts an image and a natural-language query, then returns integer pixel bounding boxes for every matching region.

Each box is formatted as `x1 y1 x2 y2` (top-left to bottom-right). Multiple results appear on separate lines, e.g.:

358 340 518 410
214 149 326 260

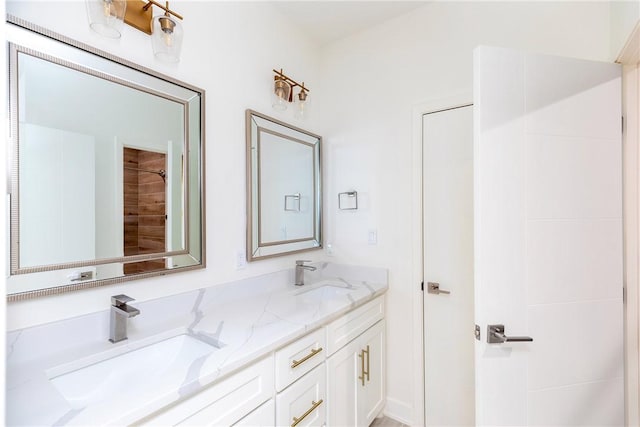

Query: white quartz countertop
6 263 387 426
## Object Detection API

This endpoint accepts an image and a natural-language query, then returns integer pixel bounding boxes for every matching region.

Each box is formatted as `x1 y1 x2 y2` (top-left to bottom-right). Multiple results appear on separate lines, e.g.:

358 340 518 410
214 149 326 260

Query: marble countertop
6 263 387 426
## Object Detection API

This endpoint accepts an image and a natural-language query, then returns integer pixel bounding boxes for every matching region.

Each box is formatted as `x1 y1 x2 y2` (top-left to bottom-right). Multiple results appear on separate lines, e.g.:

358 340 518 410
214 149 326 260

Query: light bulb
162 31 173 47
86 0 126 38
294 90 309 119
152 14 183 62
272 78 291 111
102 0 111 17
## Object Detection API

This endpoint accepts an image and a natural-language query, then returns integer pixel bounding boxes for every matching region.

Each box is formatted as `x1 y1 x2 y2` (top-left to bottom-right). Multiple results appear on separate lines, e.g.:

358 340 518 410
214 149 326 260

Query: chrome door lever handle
487 324 533 343
427 282 451 295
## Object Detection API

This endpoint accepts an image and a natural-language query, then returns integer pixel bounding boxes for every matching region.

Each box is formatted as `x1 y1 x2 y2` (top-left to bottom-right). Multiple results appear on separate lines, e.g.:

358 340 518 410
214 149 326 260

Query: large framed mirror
246 110 322 261
6 16 205 300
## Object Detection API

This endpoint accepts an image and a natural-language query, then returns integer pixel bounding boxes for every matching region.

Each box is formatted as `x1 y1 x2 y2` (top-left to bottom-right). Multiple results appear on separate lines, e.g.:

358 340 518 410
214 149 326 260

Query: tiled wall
123 148 166 274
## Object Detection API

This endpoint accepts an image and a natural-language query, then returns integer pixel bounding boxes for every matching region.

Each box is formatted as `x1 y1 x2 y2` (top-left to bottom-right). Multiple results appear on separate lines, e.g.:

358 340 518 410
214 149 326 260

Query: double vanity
6 263 387 426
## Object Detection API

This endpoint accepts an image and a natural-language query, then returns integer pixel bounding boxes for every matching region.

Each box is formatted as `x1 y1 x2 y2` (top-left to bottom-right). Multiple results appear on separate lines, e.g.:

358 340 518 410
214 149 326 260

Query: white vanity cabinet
136 355 274 426
136 296 384 427
326 297 386 427
233 400 275 426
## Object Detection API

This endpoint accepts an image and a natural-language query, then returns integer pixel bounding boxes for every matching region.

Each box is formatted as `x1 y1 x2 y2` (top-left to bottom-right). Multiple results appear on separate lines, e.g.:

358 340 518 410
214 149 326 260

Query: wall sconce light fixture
86 0 184 62
272 69 310 119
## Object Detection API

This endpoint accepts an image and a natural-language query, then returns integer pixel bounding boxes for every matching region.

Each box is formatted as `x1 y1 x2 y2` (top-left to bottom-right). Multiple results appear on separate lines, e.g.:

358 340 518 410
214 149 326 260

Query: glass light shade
152 14 184 63
294 90 310 120
272 78 291 111
85 0 126 39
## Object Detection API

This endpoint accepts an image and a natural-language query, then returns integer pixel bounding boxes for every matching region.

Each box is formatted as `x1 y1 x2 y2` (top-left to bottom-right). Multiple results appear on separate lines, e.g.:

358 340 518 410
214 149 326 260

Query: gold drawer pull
358 349 365 386
291 399 324 427
364 345 370 382
358 345 370 386
291 347 323 369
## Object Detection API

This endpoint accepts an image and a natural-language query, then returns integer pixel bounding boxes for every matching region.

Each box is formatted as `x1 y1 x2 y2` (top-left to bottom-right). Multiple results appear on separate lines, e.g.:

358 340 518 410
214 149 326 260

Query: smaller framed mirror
246 110 322 261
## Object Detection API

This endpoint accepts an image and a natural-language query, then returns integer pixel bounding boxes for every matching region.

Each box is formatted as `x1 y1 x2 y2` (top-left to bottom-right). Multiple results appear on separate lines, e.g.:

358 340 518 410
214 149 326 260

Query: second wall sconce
272 68 310 119
85 0 184 62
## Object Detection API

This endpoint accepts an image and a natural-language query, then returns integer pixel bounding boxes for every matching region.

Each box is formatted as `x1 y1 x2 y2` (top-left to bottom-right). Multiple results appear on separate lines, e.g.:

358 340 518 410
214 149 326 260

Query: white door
423 105 475 426
474 46 623 426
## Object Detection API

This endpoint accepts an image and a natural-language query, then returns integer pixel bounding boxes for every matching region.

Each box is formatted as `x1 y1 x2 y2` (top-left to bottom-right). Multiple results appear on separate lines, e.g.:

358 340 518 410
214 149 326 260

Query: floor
370 416 408 427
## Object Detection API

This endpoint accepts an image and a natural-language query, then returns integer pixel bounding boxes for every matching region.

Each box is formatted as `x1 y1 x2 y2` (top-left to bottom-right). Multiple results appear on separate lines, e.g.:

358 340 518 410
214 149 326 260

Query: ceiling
270 1 429 46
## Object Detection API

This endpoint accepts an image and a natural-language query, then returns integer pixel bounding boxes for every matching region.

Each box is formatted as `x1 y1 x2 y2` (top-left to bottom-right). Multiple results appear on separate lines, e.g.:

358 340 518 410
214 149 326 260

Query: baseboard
383 397 413 425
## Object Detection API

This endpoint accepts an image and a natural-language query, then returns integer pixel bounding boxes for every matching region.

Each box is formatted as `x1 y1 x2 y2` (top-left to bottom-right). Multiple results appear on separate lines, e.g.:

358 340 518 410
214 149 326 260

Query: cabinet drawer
326 296 384 355
137 355 274 426
276 364 326 427
275 327 325 392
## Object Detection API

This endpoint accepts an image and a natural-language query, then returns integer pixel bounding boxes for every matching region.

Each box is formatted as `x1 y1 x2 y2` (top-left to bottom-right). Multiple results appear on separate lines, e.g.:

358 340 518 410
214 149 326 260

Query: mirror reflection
7 19 205 299
18 53 185 270
246 110 322 260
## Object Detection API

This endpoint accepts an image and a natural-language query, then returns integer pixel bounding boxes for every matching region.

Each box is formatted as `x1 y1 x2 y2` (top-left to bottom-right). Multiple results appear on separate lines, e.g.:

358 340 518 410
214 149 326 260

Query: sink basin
49 333 223 408
295 280 358 303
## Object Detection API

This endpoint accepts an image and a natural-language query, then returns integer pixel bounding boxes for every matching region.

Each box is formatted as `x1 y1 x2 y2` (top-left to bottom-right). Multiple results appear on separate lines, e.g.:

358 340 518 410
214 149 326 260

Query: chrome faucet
295 260 317 286
109 294 140 343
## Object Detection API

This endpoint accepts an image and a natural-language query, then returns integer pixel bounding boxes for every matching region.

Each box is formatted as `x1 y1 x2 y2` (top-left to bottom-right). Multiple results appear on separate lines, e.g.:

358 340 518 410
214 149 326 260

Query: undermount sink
49 333 224 408
295 280 358 302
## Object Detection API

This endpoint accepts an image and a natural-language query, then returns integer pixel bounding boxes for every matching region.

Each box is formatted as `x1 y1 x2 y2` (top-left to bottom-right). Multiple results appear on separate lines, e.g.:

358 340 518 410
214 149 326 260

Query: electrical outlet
236 250 246 269
368 229 377 245
326 242 334 256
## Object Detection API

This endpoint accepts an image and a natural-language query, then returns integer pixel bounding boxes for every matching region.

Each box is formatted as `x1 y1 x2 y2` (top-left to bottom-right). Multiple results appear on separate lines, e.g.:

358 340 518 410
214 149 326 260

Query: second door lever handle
487 324 533 343
427 282 451 295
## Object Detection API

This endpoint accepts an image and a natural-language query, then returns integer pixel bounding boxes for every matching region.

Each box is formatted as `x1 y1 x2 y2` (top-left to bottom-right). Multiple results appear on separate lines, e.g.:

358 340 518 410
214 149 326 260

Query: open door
474 46 623 425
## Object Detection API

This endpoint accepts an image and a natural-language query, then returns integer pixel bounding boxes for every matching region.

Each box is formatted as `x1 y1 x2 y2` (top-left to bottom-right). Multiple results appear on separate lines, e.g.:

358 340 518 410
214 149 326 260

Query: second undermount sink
49 333 224 408
295 280 358 303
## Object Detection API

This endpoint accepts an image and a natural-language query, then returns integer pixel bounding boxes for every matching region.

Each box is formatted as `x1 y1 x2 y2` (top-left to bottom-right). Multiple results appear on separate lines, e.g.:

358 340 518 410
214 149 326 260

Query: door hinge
421 281 424 291
623 286 626 303
622 116 625 133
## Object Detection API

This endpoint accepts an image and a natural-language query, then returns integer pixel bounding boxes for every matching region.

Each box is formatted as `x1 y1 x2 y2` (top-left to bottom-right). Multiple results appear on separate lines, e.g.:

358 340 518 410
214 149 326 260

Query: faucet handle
112 294 135 307
296 260 312 266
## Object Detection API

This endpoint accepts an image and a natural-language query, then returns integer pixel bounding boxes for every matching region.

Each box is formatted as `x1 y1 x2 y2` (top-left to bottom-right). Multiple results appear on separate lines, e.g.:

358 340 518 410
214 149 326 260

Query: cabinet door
233 399 274 426
326 339 359 426
136 356 273 426
357 320 386 427
276 364 326 427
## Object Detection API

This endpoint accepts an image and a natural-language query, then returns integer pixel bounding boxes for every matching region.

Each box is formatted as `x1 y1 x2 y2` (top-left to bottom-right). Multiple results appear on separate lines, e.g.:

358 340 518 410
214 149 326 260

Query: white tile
525 134 621 220
528 377 624 426
525 54 621 139
526 219 622 305
527 300 623 391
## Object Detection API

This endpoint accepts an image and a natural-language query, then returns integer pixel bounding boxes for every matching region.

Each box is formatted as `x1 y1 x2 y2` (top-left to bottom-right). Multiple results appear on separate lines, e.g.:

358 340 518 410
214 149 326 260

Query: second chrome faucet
295 260 316 286
109 294 140 343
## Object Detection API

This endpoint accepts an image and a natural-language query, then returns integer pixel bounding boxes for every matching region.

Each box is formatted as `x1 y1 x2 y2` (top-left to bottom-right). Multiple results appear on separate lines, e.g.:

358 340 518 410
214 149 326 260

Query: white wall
611 0 640 60
5 0 325 328
317 2 612 423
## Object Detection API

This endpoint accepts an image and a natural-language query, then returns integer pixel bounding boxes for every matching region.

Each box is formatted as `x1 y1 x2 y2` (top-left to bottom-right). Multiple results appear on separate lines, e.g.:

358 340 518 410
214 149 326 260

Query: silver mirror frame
6 15 206 301
246 110 322 261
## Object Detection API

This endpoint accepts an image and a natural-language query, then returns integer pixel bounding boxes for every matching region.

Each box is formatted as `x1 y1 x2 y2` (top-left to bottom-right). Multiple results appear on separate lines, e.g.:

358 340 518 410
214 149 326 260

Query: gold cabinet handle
291 399 324 427
291 347 323 369
358 349 365 386
364 345 370 382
